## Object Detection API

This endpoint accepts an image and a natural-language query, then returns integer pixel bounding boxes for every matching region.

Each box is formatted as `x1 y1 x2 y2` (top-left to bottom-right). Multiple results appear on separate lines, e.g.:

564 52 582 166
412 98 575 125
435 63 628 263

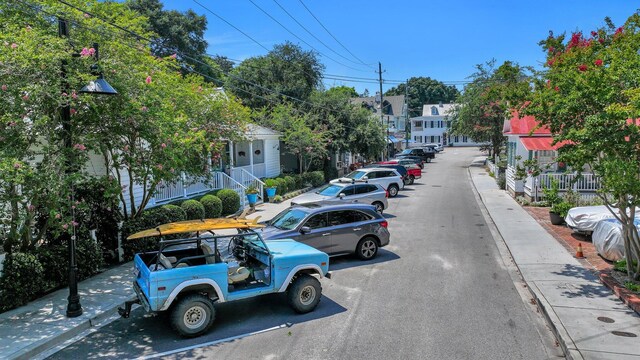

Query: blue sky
164 1 638 94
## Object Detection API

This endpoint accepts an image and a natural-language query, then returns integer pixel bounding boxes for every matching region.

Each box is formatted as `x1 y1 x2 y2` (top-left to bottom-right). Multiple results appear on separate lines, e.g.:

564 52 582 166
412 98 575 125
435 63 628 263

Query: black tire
387 184 399 197
426 157 432 163
287 274 322 314
170 294 215 338
372 201 384 214
356 236 379 260
408 175 415 185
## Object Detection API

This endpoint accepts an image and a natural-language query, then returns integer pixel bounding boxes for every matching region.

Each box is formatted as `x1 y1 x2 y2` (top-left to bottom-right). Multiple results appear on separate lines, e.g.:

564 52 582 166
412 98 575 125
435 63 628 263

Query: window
340 186 355 196
430 121 435 128
304 213 328 229
537 150 555 167
414 120 422 128
356 184 377 194
317 184 343 196
431 106 438 115
462 136 468 142
270 209 307 230
378 171 395 178
454 136 459 142
329 210 371 226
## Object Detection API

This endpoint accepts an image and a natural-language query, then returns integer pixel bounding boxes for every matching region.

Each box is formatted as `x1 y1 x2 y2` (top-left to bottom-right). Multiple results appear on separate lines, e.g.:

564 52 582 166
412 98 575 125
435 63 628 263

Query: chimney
439 101 443 107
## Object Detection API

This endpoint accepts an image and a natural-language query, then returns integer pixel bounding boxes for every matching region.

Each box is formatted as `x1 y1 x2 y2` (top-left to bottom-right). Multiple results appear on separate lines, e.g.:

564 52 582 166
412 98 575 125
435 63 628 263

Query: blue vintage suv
119 218 330 337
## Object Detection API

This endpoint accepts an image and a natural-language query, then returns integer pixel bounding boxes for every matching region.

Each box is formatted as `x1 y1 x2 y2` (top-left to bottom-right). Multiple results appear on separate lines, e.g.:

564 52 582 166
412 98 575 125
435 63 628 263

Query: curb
599 270 640 315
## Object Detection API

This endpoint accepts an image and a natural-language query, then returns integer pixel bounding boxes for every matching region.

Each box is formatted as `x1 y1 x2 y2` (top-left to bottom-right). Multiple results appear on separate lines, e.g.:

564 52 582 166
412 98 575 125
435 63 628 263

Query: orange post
576 243 584 258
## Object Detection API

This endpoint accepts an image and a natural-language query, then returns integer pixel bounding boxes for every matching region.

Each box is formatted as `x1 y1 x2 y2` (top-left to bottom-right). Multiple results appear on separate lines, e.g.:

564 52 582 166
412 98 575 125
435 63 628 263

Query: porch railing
524 173 601 202
506 166 516 193
152 171 247 207
232 168 265 203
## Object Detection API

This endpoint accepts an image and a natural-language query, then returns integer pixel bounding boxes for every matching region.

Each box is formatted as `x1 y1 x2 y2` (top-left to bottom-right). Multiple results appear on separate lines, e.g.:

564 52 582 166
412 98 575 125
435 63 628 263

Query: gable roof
520 137 568 151
503 112 550 135
421 103 455 117
351 95 406 116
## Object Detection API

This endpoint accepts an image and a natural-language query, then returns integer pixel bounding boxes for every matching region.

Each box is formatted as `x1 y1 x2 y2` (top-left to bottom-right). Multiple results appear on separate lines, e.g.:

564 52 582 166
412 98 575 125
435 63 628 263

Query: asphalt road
48 147 561 360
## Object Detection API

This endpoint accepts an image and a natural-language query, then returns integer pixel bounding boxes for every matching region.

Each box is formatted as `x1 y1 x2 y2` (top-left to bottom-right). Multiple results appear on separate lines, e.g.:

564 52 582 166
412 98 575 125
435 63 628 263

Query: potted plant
550 201 572 225
246 184 259 207
264 178 277 201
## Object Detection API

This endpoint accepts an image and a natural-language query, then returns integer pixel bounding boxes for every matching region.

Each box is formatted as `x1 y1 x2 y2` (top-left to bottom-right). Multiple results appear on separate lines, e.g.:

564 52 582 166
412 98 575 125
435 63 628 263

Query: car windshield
317 184 344 196
345 170 366 180
398 149 412 155
269 208 308 230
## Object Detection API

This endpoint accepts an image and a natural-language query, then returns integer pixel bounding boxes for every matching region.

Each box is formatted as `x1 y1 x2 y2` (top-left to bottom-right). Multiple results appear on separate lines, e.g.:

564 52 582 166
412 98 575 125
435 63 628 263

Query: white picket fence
524 173 601 202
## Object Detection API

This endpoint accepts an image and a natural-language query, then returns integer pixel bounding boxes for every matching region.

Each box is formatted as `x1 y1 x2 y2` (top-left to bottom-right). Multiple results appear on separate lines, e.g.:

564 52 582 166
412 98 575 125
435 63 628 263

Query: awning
520 137 565 151
387 135 400 144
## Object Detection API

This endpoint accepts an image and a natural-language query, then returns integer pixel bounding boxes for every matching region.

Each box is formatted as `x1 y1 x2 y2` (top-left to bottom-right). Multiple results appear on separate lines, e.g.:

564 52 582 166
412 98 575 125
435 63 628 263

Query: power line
246 0 370 73
298 0 373 68
271 0 365 68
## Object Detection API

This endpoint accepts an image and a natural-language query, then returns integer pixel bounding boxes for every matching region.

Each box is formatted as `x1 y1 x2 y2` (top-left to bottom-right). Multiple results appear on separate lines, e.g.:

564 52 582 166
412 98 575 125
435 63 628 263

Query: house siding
264 138 280 178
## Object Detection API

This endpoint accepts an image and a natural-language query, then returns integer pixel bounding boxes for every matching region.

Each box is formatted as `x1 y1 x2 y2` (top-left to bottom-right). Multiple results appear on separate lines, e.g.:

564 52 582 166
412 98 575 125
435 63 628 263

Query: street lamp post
58 18 117 318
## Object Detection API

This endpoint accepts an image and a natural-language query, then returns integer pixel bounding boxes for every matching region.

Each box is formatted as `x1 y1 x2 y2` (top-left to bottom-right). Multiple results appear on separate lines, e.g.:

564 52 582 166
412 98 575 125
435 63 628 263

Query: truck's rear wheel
170 294 215 337
287 274 321 314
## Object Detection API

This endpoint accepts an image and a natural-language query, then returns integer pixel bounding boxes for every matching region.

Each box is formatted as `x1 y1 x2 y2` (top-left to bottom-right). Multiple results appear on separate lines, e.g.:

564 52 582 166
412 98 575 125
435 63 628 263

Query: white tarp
565 205 617 234
592 219 640 262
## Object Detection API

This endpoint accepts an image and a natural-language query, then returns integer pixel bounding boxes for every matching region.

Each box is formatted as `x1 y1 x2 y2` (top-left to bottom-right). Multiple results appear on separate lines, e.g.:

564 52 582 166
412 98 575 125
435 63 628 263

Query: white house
351 93 408 156
410 103 482 147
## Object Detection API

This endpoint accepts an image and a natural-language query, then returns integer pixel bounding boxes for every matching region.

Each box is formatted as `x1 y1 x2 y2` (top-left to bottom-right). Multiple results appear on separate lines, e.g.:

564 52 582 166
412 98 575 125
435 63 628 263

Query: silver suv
331 168 404 197
291 182 388 213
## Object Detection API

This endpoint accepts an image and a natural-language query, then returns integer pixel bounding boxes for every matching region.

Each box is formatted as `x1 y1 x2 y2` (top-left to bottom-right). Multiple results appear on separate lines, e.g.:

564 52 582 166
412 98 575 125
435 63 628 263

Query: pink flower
22 95 29 101
25 26 32 32
83 13 90 18
554 86 560 92
62 92 68 97
161 143 167 149
13 162 22 169
170 53 177 59
62 224 69 230
141 106 148 112
71 205 76 210
547 59 554 67
55 213 62 219
594 59 603 67
71 91 77 99
80 48 95 57
145 76 152 84
591 31 598 37
123 145 130 152
8 121 17 127
1 85 6 91
170 168 175 173
70 108 77 115
72 221 79 227
156 164 163 170
27 204 35 211
578 64 588 72
11 43 17 49
73 143 86 151
615 27 623 36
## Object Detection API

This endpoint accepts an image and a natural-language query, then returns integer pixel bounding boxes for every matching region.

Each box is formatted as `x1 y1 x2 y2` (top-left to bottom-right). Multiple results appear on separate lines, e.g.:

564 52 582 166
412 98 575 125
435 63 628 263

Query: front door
294 212 332 252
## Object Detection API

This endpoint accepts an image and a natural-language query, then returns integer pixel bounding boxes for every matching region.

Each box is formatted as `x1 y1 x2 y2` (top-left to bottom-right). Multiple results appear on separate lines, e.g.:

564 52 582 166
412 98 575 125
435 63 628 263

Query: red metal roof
520 137 566 151
504 113 551 135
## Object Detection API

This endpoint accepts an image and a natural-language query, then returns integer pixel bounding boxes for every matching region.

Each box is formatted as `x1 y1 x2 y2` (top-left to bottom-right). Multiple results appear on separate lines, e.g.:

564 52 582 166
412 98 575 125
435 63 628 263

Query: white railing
153 171 247 207
216 171 248 208
524 173 601 201
154 178 185 203
231 163 266 180
506 166 516 193
233 168 265 203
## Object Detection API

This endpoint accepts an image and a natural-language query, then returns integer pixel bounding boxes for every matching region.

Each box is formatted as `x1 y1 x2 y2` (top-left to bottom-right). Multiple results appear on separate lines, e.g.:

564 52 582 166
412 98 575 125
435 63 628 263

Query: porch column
229 141 234 167
249 141 254 175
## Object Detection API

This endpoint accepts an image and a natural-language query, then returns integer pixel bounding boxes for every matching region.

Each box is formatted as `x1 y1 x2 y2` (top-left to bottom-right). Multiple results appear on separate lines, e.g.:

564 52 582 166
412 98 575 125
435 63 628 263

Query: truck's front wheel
170 294 215 337
287 274 322 314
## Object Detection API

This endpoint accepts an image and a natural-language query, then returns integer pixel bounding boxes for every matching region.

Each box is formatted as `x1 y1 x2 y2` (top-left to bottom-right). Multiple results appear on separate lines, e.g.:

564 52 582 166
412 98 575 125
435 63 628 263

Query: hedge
0 253 46 312
121 204 187 261
217 189 240 215
200 195 223 218
181 199 205 220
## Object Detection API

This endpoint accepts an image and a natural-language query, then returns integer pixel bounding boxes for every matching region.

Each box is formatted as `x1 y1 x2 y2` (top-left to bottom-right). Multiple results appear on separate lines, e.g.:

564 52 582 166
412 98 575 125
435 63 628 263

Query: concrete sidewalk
469 160 640 360
0 199 294 360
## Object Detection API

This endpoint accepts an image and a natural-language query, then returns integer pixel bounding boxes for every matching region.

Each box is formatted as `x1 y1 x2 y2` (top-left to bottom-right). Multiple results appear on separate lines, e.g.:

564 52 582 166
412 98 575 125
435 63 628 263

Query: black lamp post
58 18 117 318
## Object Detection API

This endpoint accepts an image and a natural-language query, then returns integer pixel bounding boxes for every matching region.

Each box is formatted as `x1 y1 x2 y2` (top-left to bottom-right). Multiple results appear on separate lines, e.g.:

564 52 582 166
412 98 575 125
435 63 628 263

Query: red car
378 160 422 185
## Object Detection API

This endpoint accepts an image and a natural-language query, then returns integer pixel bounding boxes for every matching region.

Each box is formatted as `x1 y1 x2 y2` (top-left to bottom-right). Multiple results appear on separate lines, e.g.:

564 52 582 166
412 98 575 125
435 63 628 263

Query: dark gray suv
260 204 390 260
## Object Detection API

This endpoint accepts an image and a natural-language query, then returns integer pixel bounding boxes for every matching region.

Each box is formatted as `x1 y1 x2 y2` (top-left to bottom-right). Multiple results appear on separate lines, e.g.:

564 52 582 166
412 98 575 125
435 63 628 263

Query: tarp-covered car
592 218 640 262
565 205 640 235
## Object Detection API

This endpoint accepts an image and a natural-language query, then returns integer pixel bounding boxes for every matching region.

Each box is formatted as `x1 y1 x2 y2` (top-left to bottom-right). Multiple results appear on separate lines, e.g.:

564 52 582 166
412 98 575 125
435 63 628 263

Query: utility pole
378 62 385 160
404 80 409 148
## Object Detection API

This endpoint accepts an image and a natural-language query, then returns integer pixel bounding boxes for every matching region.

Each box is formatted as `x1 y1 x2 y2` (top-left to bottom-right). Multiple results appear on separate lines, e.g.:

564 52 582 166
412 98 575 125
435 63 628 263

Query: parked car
119 218 330 338
376 160 422 185
331 168 404 197
291 182 388 213
566 205 640 235
423 143 444 152
391 156 424 169
396 148 435 163
261 203 390 260
363 163 409 185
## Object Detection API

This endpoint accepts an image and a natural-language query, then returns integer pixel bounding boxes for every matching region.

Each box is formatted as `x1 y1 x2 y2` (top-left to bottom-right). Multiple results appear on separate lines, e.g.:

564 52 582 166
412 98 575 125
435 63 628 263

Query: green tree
326 85 358 99
385 77 459 117
525 13 640 280
449 60 531 158
226 42 325 109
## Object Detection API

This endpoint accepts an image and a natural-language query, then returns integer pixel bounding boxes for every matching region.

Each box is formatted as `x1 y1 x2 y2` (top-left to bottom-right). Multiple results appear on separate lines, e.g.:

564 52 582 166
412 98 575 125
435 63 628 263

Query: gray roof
421 103 455 117
351 95 406 116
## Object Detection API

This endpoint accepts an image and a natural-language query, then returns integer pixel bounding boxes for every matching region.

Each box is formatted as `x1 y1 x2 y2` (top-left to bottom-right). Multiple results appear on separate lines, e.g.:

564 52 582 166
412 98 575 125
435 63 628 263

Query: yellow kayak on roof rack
126 217 264 240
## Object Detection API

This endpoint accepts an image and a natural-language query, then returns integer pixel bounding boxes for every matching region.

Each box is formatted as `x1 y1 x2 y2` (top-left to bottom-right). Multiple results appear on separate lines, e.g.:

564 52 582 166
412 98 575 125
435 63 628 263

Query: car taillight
380 220 388 228
385 189 389 198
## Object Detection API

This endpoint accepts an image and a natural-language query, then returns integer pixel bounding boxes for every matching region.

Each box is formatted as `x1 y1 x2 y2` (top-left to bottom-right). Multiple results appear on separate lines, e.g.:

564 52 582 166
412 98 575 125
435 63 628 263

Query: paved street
46 148 560 360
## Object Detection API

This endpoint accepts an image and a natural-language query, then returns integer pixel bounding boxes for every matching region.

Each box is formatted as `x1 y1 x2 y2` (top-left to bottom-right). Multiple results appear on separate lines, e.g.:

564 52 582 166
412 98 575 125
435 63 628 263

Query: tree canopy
385 77 459 117
449 60 531 158
525 13 640 280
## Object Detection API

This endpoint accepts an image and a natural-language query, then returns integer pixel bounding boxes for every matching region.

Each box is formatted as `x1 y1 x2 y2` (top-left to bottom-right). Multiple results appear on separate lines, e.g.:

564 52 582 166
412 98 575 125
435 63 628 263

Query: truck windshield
270 208 307 230
317 184 343 196
399 149 412 155
344 171 366 180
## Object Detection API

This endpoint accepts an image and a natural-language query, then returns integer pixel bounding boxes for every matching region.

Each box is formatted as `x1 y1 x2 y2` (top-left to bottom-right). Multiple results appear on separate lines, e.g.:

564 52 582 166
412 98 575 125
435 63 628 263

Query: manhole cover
478 173 487 175
597 316 615 323
611 331 637 337
475 224 485 227
507 208 514 210
432 185 442 187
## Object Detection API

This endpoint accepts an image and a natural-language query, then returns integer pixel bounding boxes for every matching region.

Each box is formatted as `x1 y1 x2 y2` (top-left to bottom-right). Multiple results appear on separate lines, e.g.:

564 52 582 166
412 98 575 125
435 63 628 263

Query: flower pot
246 193 258 205
549 211 565 225
265 187 276 199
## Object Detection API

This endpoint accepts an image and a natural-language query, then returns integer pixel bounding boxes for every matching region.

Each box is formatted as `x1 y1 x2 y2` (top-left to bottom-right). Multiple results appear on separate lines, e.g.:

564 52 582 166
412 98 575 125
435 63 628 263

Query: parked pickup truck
119 218 330 338
396 148 436 163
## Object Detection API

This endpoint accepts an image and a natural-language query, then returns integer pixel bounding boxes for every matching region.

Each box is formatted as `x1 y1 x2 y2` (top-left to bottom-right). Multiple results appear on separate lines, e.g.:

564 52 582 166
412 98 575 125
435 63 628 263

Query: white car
331 168 404 197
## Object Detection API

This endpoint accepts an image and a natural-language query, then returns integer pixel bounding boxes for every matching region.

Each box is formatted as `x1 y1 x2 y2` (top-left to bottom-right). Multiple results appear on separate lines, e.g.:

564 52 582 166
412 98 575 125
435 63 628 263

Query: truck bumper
133 281 152 313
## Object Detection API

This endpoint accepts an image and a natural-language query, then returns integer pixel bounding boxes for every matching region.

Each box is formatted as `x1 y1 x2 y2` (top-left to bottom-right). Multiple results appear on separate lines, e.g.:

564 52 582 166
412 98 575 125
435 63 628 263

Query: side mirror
300 226 311 234
362 176 369 182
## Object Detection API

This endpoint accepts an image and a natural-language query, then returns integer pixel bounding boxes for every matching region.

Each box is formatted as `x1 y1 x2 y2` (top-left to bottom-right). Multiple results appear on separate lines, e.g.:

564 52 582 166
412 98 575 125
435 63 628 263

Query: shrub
264 178 278 189
121 205 187 261
200 195 222 218
301 172 314 186
0 252 46 312
550 201 572 218
323 167 338 184
217 189 240 215
292 174 304 189
284 176 296 192
497 173 506 190
181 199 205 220
275 178 288 195
273 195 283 203
309 171 325 187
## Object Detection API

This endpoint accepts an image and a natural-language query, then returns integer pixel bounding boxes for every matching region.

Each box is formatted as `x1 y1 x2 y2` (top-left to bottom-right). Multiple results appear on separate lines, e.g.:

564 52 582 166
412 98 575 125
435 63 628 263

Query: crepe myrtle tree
525 12 640 280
